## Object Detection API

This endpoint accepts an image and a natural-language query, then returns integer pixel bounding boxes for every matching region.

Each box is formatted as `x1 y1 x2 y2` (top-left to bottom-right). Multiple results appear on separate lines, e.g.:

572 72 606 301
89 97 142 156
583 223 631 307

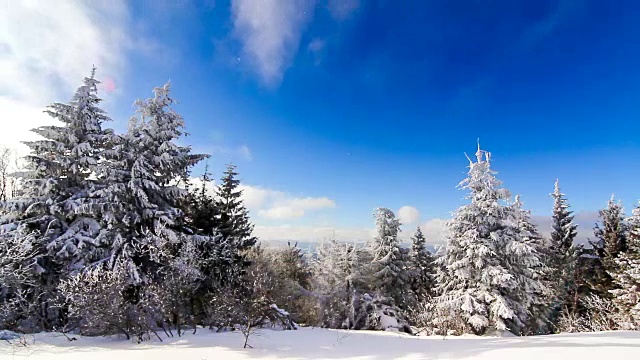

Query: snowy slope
2 328 639 360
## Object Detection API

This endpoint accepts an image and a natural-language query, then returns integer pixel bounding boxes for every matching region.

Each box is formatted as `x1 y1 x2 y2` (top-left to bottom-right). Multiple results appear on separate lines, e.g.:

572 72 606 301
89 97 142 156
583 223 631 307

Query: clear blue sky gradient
111 0 640 229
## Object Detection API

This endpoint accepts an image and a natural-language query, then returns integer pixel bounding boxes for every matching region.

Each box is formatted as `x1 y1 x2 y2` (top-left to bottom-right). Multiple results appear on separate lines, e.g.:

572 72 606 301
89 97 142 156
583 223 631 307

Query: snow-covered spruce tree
215 164 257 252
354 208 412 333
0 68 115 330
587 196 627 298
209 163 258 288
367 208 409 308
512 195 553 334
549 180 583 319
91 82 205 290
184 163 259 326
185 162 217 236
608 203 640 329
434 145 545 336
408 226 436 304
593 195 628 259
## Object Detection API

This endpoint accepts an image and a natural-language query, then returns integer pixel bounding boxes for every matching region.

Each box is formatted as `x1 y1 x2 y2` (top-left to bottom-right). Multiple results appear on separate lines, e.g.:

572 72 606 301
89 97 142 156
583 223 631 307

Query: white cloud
0 0 129 154
231 0 315 87
239 184 274 209
397 205 420 224
258 196 335 220
419 218 448 245
241 184 336 220
259 206 305 220
187 181 336 221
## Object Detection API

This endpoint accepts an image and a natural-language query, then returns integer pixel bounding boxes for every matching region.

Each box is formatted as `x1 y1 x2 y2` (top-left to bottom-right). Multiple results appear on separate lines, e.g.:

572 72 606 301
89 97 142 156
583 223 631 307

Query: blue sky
3 0 640 243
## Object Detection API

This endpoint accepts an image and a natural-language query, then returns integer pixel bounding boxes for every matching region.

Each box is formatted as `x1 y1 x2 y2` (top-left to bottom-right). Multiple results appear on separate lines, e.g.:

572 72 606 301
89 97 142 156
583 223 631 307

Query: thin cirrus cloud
327 0 361 21
229 0 362 86
231 0 315 87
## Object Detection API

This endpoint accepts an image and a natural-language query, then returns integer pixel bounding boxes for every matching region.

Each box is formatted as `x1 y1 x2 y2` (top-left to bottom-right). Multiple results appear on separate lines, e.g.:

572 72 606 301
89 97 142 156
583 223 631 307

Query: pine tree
587 195 628 298
550 180 578 257
92 82 205 287
512 195 553 334
408 226 436 303
186 162 217 235
215 164 257 252
1 68 115 329
206 164 257 288
434 144 545 335
367 208 408 308
593 195 627 259
549 180 582 316
608 203 640 329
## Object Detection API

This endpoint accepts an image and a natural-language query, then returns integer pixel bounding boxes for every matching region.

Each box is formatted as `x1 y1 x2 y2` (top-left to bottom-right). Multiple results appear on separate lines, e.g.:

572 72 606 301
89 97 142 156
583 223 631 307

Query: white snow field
1 328 639 360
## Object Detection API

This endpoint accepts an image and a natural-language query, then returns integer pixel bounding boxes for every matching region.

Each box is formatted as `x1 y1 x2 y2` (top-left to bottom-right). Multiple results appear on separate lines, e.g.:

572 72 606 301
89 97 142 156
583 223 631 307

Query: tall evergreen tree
593 195 627 258
549 180 582 315
434 145 545 335
367 208 408 308
588 196 628 298
185 162 217 236
608 203 640 329
550 180 578 258
215 163 257 252
208 163 257 287
92 82 205 286
512 195 553 334
408 226 436 303
1 68 115 329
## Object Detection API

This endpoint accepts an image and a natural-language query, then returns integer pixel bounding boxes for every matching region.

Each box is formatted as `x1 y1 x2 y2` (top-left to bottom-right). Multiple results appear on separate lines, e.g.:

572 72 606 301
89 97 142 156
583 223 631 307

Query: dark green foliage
408 226 436 303
585 196 627 299
215 164 258 252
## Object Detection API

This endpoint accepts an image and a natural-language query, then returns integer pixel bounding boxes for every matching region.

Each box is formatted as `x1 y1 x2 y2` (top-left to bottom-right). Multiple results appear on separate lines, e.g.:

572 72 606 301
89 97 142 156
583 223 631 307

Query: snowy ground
2 327 639 360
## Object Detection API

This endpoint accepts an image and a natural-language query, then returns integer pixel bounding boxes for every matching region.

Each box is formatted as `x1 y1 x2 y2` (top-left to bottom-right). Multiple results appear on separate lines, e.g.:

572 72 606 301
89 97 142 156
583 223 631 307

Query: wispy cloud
514 0 582 54
307 37 326 65
238 145 253 161
231 0 315 87
0 0 130 154
327 0 360 21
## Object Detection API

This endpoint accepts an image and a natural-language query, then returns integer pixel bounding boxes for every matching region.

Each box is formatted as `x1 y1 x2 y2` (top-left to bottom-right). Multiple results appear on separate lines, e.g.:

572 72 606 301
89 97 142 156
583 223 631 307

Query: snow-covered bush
152 239 203 337
59 260 161 341
0 229 38 330
557 295 634 333
353 293 412 333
